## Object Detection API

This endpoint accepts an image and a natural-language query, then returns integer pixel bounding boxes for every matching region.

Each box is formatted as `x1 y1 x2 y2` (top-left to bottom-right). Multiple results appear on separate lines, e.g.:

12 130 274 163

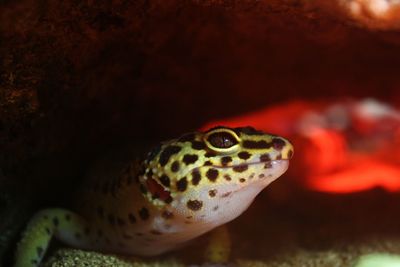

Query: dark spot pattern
183 154 199 165
272 138 286 150
239 178 246 183
213 206 219 211
205 151 217 157
139 207 150 220
221 156 232 166
238 151 251 159
203 160 212 166
176 177 188 192
264 162 272 169
159 175 171 187
224 174 232 181
45 227 51 235
159 146 182 166
192 141 206 150
171 161 180 172
243 140 271 149
209 189 217 197
164 196 173 204
260 154 271 162
192 170 201 185
206 168 219 182
259 174 265 179
233 164 248 173
187 200 203 211
65 214 71 221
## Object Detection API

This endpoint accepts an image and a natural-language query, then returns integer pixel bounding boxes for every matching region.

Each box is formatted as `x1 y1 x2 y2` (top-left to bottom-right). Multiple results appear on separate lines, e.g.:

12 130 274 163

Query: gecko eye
207 131 239 149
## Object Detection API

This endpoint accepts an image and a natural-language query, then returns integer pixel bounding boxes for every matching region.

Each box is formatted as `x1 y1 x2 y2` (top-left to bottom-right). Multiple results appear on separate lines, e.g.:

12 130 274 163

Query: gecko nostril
287 149 294 159
272 137 286 150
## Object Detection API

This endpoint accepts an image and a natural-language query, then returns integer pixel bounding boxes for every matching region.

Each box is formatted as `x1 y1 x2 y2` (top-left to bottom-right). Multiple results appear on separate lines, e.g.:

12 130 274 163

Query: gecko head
139 126 293 226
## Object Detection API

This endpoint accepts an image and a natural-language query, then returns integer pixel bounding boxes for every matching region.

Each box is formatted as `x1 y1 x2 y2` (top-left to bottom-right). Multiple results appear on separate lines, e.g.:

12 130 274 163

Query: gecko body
14 126 293 266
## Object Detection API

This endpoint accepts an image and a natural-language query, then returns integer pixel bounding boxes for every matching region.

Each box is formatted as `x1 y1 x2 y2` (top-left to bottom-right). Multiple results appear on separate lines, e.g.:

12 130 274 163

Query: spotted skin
14 126 293 266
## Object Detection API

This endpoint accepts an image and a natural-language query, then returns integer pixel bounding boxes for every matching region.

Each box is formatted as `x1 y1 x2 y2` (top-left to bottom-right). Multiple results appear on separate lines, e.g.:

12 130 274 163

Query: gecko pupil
207 132 238 148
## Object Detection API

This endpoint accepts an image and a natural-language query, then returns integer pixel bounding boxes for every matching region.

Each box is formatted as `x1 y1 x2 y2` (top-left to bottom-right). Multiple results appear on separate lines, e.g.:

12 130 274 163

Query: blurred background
1 0 400 266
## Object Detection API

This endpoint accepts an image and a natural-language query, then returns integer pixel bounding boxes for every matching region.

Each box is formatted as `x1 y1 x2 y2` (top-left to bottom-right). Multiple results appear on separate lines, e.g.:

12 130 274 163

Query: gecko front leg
14 208 92 267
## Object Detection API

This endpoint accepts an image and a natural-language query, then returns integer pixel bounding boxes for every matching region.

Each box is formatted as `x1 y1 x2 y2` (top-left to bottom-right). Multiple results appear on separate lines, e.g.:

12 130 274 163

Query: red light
201 99 400 194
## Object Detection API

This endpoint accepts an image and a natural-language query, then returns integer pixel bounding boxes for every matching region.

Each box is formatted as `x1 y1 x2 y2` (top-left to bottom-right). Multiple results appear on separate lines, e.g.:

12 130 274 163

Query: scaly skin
14 126 293 267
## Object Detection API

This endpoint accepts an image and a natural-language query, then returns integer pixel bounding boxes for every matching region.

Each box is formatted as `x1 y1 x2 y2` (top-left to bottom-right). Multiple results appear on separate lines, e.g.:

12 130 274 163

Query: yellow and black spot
205 151 217 158
220 156 232 166
224 174 231 181
176 177 188 192
159 174 171 188
209 189 217 197
272 137 286 150
191 141 206 150
183 154 198 165
260 154 271 162
232 164 248 173
170 161 180 172
159 146 182 166
242 140 271 149
203 160 212 166
191 170 201 185
206 168 219 182
238 151 251 159
187 200 203 211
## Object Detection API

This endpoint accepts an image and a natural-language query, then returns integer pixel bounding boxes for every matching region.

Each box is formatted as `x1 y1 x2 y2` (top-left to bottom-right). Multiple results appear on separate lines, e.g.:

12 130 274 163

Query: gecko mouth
212 159 290 170
211 159 290 184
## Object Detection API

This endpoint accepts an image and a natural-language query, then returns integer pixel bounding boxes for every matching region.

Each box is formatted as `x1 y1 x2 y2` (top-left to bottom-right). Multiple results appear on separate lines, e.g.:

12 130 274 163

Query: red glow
202 99 400 194
309 159 400 193
201 101 312 136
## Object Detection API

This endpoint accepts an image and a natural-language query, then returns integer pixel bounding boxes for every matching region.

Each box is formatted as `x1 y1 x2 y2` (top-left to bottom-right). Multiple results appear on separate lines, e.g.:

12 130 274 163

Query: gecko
14 126 293 266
